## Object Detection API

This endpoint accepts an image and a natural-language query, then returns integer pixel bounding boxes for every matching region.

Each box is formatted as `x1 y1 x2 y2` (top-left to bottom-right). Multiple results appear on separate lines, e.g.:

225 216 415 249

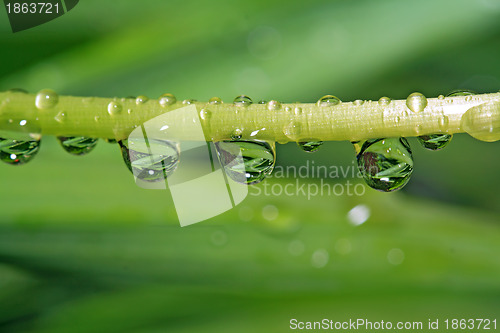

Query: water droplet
209 97 222 104
297 140 323 153
353 99 365 106
119 138 180 182
283 121 302 140
233 95 253 106
135 95 149 105
317 95 341 107
294 107 303 116
406 92 427 113
215 140 275 185
158 93 176 107
94 116 100 122
54 111 66 123
107 101 122 115
8 88 28 94
57 136 98 155
461 101 500 142
258 100 267 104
417 134 452 150
446 89 475 97
35 89 59 109
356 138 413 192
231 128 243 140
438 116 449 130
199 109 212 121
267 100 281 111
378 96 391 106
182 99 194 105
0 119 41 166
438 95 445 100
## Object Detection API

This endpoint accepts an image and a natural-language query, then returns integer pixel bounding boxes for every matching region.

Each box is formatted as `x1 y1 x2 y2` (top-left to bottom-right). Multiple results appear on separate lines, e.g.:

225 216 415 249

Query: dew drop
54 111 66 123
57 136 99 155
438 116 449 130
182 99 195 105
158 93 176 107
417 134 453 150
209 97 222 104
258 100 267 104
215 140 275 185
446 90 475 97
461 101 500 142
283 121 302 140
0 119 41 166
406 92 427 113
231 128 243 140
135 95 149 105
233 95 253 106
294 107 303 116
438 95 445 100
35 89 59 109
119 138 180 182
267 100 281 111
8 88 28 94
356 138 413 192
378 96 391 106
297 141 323 153
317 95 341 107
353 99 365 106
107 101 122 115
199 108 212 121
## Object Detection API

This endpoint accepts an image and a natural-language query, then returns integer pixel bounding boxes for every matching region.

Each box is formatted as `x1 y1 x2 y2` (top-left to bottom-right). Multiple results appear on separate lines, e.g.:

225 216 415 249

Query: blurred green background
1 0 499 332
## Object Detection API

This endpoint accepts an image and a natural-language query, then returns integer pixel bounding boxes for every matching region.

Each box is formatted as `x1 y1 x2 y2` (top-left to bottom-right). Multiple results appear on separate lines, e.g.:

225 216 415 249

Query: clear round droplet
0 119 41 166
199 109 212 121
107 101 122 115
182 99 194 105
356 138 414 192
297 141 323 153
438 95 445 100
460 101 500 142
406 92 427 113
378 97 391 106
231 128 243 140
158 93 176 107
119 138 180 182
35 89 59 109
446 90 476 97
54 111 66 123
209 97 222 104
135 95 149 105
57 136 99 155
417 134 452 150
317 95 341 107
353 99 365 106
267 100 281 111
215 140 275 185
233 95 253 106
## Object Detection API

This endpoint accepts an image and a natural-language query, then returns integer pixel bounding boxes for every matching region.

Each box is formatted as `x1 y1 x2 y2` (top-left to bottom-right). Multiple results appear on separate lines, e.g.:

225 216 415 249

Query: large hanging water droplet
119 139 180 182
158 93 176 107
0 119 41 165
461 101 500 142
356 138 413 192
233 95 253 106
35 89 59 109
417 134 452 150
297 141 323 153
57 136 99 155
317 95 341 107
215 140 275 185
406 92 427 113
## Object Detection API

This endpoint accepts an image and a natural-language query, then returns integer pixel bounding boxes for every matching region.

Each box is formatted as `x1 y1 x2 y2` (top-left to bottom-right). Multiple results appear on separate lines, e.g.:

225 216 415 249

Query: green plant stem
1 91 499 142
